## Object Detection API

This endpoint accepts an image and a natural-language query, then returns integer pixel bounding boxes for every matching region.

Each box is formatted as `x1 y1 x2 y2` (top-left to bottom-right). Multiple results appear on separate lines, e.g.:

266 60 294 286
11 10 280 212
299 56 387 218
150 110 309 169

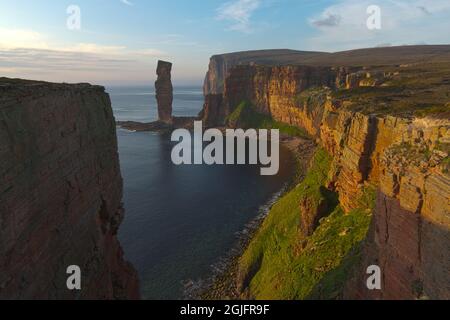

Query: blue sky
0 0 449 85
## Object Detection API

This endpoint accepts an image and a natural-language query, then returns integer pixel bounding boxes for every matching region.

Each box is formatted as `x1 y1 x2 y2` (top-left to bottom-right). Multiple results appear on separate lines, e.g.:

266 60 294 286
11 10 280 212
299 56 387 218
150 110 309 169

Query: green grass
238 149 375 300
226 100 309 138
306 186 375 299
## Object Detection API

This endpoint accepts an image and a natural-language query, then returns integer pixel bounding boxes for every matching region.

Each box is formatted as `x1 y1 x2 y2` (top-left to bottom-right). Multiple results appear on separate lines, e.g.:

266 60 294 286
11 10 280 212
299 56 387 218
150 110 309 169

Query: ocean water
108 85 203 122
108 86 295 299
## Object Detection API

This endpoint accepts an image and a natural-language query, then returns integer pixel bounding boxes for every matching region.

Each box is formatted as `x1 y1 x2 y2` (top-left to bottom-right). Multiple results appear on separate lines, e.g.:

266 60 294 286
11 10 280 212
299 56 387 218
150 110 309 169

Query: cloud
120 0 133 6
0 28 49 50
135 48 166 56
311 14 341 28
216 0 261 33
0 46 168 84
306 0 450 51
0 27 168 84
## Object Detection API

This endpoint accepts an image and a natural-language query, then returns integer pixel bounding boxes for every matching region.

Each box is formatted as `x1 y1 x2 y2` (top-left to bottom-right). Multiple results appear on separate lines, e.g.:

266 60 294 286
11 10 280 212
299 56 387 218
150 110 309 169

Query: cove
116 130 295 299
171 121 280 176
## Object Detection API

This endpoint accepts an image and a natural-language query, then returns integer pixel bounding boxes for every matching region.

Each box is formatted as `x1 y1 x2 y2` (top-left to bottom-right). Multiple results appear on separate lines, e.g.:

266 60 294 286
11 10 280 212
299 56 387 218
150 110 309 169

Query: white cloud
0 28 49 50
120 0 133 6
135 48 167 56
216 0 261 33
0 28 130 55
306 0 450 51
64 43 127 54
0 27 168 84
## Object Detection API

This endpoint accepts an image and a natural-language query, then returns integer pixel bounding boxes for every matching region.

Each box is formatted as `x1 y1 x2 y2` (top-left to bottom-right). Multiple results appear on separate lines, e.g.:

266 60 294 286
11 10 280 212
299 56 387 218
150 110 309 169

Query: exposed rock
299 195 329 238
220 65 337 131
200 53 450 299
346 189 449 300
155 60 173 124
201 94 224 127
0 79 140 299
117 120 172 132
203 50 331 95
345 131 449 300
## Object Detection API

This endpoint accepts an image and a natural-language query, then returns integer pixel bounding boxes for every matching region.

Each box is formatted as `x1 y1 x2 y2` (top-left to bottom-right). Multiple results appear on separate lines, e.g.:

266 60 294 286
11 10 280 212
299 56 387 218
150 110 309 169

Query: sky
0 0 449 86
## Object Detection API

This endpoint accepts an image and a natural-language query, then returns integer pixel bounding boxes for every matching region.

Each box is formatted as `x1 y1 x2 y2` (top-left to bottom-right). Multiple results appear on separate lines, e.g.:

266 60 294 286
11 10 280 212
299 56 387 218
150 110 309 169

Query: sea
107 85 295 299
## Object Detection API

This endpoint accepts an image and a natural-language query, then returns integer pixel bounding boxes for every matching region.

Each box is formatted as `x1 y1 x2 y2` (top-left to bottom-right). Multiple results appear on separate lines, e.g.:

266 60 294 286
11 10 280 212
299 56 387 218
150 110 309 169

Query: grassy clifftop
237 149 375 299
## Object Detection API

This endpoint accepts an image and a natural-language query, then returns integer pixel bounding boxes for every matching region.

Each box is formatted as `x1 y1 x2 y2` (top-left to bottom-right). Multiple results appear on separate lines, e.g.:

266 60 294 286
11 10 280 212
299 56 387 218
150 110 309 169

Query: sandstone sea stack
117 60 197 132
155 60 173 124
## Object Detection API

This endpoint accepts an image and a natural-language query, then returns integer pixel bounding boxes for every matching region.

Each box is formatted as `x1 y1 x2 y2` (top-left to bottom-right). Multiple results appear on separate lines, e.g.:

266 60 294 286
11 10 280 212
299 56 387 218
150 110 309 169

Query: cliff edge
0 78 140 299
201 46 450 300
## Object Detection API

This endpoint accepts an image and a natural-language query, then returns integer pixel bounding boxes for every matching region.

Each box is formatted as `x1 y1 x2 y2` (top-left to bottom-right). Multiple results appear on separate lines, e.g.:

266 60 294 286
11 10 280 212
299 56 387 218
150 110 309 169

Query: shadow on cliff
305 208 450 300
305 237 368 300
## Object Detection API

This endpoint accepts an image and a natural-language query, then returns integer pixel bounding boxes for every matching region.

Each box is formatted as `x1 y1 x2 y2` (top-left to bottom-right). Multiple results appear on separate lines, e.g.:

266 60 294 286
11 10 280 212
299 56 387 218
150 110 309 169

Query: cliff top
156 60 173 74
210 45 450 67
210 49 328 66
0 77 104 89
0 77 105 103
331 61 450 118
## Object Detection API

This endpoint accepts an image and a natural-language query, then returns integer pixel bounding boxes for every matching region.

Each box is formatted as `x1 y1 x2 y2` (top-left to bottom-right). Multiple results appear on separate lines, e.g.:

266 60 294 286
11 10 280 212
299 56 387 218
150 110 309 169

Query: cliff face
203 49 330 95
203 65 339 128
0 79 139 299
203 45 450 96
201 94 224 127
325 113 449 299
201 55 450 299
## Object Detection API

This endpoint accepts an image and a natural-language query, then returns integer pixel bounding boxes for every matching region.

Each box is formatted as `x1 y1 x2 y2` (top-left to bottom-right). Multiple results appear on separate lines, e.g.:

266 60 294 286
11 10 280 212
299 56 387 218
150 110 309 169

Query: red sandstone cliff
200 48 450 299
203 49 329 96
0 79 140 299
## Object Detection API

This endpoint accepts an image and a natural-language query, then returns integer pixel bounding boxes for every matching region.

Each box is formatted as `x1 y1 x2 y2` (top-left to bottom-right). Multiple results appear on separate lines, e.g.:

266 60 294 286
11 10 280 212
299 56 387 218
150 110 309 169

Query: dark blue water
108 86 295 299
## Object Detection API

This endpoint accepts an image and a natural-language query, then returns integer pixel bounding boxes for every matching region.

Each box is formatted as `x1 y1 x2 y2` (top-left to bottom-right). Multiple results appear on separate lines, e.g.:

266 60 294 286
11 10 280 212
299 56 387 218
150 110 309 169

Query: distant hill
212 45 450 67
304 45 450 66
209 49 329 66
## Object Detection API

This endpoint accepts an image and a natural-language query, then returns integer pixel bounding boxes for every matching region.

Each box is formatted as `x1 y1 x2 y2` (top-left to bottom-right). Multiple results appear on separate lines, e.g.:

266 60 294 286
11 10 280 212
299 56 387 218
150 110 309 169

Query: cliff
203 49 329 95
201 47 450 300
0 78 140 299
203 45 450 96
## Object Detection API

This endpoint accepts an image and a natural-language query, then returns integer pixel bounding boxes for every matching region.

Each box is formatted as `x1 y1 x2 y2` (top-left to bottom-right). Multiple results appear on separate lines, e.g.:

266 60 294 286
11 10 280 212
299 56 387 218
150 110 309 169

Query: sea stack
155 60 173 124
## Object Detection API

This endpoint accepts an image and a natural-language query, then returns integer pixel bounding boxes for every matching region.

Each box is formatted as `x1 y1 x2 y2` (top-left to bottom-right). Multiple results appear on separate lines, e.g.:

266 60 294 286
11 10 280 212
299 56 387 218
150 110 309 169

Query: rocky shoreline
183 136 317 300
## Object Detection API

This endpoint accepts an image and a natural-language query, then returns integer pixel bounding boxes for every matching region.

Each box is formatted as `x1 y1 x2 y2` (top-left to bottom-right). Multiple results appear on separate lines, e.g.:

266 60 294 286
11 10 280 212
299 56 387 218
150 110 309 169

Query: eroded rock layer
0 79 140 300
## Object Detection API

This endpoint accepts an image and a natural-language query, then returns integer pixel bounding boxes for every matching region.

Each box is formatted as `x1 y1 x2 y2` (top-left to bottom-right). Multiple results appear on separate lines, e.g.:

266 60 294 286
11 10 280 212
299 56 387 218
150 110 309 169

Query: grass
294 87 329 107
414 104 450 118
329 62 450 117
226 101 309 138
304 200 374 300
237 149 375 300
